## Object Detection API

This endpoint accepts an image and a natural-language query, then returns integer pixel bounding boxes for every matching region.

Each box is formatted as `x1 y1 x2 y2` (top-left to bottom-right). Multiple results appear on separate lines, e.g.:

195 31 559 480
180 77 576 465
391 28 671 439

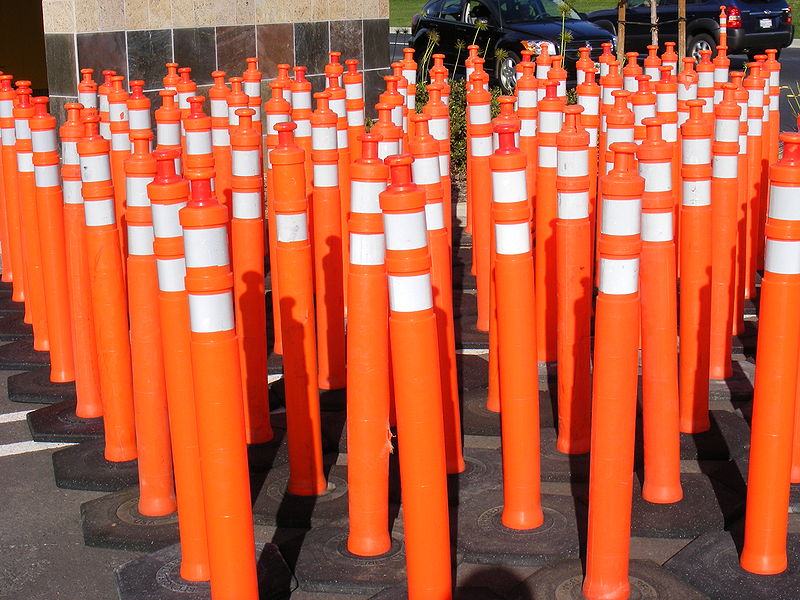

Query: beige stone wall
42 0 390 33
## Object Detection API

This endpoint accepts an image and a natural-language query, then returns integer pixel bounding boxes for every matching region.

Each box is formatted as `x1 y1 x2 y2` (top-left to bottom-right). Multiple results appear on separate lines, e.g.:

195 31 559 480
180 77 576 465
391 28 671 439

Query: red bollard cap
380 155 425 212
270 121 305 170
129 80 145 99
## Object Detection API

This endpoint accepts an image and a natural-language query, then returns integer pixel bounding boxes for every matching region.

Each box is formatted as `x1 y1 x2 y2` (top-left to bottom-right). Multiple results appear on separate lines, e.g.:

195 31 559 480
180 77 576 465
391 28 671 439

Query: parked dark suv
409 0 616 91
586 0 793 60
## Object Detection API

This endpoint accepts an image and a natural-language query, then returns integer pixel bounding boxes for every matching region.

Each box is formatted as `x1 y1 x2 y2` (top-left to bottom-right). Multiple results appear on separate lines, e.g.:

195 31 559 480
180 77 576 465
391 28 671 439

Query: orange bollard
0 75 25 304
325 70 352 259
183 96 214 174
126 81 151 141
696 50 715 119
548 55 568 101
655 65 680 231
180 172 258 600
380 154 452 600
756 57 771 271
59 103 102 418
291 66 313 202
382 73 405 150
491 123 543 528
78 68 98 109
108 75 132 256
410 113 464 474
678 99 713 434
644 44 661 81
731 71 749 336
310 91 347 390
209 71 232 207
14 82 49 350
712 45 730 105
0 76 9 287
155 90 183 174
30 97 75 381
637 117 682 504
149 149 210 581
743 65 764 300
345 133 392 556
163 62 180 92
422 84 453 232
535 43 553 100
622 51 642 92
661 41 679 76
577 69 600 230
270 122 327 496
719 6 728 48
576 46 594 85
402 48 417 121
242 57 262 123
430 55 451 106
740 133 800 575
125 131 176 516
176 67 196 128
598 41 615 78
677 58 698 129
343 59 366 162
632 75 656 144
583 142 643 600
765 49 781 169
77 109 137 463
372 103 403 161
98 70 115 141
230 107 272 445
708 85 741 381
516 51 538 211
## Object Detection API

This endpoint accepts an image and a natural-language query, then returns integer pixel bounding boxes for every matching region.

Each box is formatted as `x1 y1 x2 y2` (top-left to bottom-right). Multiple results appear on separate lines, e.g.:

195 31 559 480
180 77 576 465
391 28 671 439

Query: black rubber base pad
455 488 582 567
460 388 556 436
678 409 751 461
26 399 103 442
0 339 49 370
664 527 800 600
7 366 76 404
52 439 138 491
0 295 24 313
709 359 754 410
445 447 504 505
0 313 31 340
81 486 179 552
731 320 757 355
115 542 294 600
512 558 708 599
540 427 590 482
290 525 407 594
370 587 502 599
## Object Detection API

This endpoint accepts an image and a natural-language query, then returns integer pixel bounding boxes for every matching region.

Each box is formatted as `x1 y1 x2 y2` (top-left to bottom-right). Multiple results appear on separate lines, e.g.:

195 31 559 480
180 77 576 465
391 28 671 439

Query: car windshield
501 0 580 23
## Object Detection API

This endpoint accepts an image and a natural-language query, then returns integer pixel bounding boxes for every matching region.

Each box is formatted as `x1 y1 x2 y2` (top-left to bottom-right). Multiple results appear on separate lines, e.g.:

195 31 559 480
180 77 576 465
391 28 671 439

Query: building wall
1 2 48 92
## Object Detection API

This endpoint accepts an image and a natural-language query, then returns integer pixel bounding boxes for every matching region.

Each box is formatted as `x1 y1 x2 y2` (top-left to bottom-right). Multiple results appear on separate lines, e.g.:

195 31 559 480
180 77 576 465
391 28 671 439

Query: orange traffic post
163 62 180 92
180 172 258 600
598 41 615 78
696 50 715 120
30 97 75 381
0 76 9 286
380 154 452 600
402 48 417 123
577 68 600 228
14 82 49 349
209 71 232 207
661 41 679 76
677 58 698 129
576 46 594 85
712 45 730 105
77 109 137 463
59 103 102 418
535 43 553 100
730 71 750 336
155 90 183 174
719 6 728 47
98 70 115 140
644 44 661 80
273 63 293 106
78 68 98 109
108 75 132 244
465 43 480 83
270 122 327 496
422 83 453 231
343 59 366 161
740 133 800 575
176 67 196 129
548 56 568 101
765 49 781 168
430 54 451 106
291 66 314 201
230 107 272 445
127 80 151 141
679 99 713 434
410 113 464 474
345 133 392 555
654 65 680 228
583 142 643 600
242 57 262 124
0 76 25 304
598 61 622 194
632 75 656 144
149 149 210 581
516 53 538 213
622 51 642 92
125 131 177 516
756 57 771 266
491 122 543 528
743 65 764 300
637 117 682 504
708 85 741 381
311 91 347 390
372 103 402 161
325 70 351 252
183 97 214 175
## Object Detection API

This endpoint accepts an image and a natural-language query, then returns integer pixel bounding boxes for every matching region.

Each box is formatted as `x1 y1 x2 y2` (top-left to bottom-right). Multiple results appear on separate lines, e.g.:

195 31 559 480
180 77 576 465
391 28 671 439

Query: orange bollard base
26 399 103 441
369 587 503 599
51 438 138 491
7 366 79 405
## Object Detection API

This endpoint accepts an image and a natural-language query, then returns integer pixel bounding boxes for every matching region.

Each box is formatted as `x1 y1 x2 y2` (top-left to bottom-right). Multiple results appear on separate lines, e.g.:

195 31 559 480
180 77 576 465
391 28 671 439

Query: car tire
687 33 716 63
495 50 520 94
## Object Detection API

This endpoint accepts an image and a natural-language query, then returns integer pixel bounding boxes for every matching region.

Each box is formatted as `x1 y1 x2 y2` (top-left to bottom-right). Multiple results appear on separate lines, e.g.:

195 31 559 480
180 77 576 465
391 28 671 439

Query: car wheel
496 50 520 94
687 33 715 63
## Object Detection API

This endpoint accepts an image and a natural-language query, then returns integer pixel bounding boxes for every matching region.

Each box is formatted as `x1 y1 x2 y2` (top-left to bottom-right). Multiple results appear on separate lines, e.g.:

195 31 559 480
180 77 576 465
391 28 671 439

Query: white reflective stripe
577 70 586 86
151 202 186 238
112 132 130 152
677 83 697 101
210 99 228 118
345 82 364 100
292 92 311 109
330 98 346 118
412 155 440 186
1 127 15 146
698 71 714 89
468 104 491 125
662 122 677 143
34 164 60 188
61 141 79 165
599 257 639 294
602 86 616 107
701 96 714 113
31 129 57 153
406 93 416 111
748 89 764 108
295 119 312 138
84 198 116 226
601 198 641 235
0 99 13 119
605 127 634 147
770 71 780 88
639 161 672 192
558 191 590 219
212 127 230 146
641 211 673 241
517 89 537 108
520 119 536 137
183 226 230 268
232 191 262 219
768 185 800 221
536 65 550 80
63 179 83 204
383 211 428 250
282 88 292 105
624 76 638 92
388 273 433 312
634 103 656 126
126 175 153 207
714 89 724 105
538 110 562 134
587 127 598 148
765 239 800 274
471 136 492 157
714 118 739 143
538 145 557 168
404 70 417 86
492 169 527 204
108 103 129 122
350 180 386 214
178 92 192 108
80 154 111 183
712 154 738 178
390 105 403 127
347 110 365 127
424 202 445 231
276 212 308 242
337 128 349 149
714 68 728 84
739 134 748 153
682 179 712 206
232 149 261 177
578 95 599 115
266 113 289 134
439 154 450 177
185 130 212 156
99 120 111 139
682 138 711 165
428 117 448 140
378 140 400 160
188 291 235 333
14 119 30 140
312 126 337 150
645 67 660 80
313 163 338 187
16 152 33 172
557 149 589 177
349 232 385 265
127 224 155 255
495 222 531 255
228 106 243 125
157 122 180 146
770 95 780 111
128 108 150 130
748 117 763 136
442 94 450 106
738 102 748 122
243 81 260 98
600 62 610 77
156 257 186 292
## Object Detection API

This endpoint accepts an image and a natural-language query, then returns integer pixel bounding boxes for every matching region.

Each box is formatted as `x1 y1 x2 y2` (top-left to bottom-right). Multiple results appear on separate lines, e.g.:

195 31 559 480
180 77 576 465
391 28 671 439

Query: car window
464 0 496 25
502 0 579 23
423 0 445 16
439 0 464 20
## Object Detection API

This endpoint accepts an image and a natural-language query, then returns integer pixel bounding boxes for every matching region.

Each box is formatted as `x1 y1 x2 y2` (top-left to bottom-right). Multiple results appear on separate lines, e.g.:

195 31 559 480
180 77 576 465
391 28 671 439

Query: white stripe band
84 198 116 226
682 179 712 206
492 169 527 204
599 257 639 294
80 154 111 183
639 161 672 192
383 211 428 250
63 179 83 204
127 224 155 255
429 117 449 141
292 93 311 110
330 98 346 118
641 211 673 242
765 239 800 275
495 222 531 254
345 82 364 100
151 202 186 238
348 110 365 127
185 130 212 156
188 291 235 333
579 95 599 115
128 108 150 131
212 128 230 146
412 155 440 186
538 145 557 168
243 81 260 98
558 191 590 219
14 119 30 140
558 149 589 177
312 126 337 151
517 89 537 108
183 226 230 268
16 152 33 173
276 212 308 242
232 149 261 177
682 138 711 165
157 122 180 146
34 164 60 188
712 154 738 178
109 103 129 122
657 94 678 113
768 185 800 221
538 110 562 134
156 257 187 292
31 129 57 153
388 273 433 312
469 104 491 125
112 132 130 152
715 119 739 143
211 99 228 118
126 176 153 207
313 163 338 187
232 191 262 220
337 128 349 149
378 140 400 160
349 232 385 265
1 127 15 146
62 141 79 165
425 202 445 231
471 136 492 157
601 198 642 236
351 180 386 214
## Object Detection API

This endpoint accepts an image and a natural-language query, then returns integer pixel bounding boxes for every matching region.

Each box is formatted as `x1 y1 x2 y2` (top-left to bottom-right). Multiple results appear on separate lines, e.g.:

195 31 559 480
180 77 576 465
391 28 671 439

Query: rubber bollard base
0 339 50 370
0 313 32 340
8 366 76 404
26 399 103 442
115 542 294 600
539 428 590 482
513 558 708 599
0 296 24 314
461 388 556 436
443 447 504 505
370 587 503 599
52 439 138 491
678 410 751 461
455 489 582 566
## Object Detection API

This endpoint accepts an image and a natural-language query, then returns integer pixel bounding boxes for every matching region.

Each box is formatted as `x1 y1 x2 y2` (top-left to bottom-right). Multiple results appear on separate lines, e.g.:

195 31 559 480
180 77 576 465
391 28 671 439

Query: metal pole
617 0 627 61
651 0 658 46
678 0 686 64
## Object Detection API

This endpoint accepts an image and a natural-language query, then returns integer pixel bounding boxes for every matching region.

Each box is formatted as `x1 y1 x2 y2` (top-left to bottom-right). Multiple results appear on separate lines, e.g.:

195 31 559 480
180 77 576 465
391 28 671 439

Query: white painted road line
0 440 74 458
0 410 33 424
